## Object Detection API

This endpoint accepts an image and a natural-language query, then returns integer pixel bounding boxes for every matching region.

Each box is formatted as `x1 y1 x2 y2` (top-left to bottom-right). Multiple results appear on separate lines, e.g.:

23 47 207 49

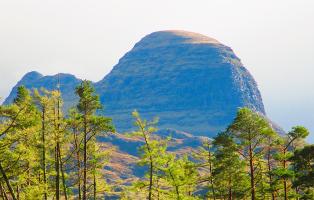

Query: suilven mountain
4 30 265 138
4 30 274 184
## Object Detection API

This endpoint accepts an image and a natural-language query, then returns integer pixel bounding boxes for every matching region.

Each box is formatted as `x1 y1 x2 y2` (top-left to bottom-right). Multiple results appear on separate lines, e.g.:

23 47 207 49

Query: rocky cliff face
4 30 265 137
95 30 265 136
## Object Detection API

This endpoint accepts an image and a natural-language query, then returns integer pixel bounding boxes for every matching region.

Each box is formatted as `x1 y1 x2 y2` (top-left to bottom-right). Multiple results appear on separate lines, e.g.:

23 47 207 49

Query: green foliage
162 154 199 200
272 126 311 199
288 126 309 141
0 86 40 200
1 87 313 200
290 145 314 199
76 80 102 115
212 132 250 199
227 107 276 200
75 80 114 199
126 110 165 199
125 111 200 199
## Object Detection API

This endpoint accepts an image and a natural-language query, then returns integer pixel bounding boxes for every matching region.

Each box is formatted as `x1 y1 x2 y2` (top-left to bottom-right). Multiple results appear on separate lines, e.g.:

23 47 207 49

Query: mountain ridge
4 30 265 138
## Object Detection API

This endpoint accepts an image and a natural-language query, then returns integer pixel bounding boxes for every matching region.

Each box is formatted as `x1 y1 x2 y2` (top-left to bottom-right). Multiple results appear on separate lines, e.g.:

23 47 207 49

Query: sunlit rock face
95 30 265 136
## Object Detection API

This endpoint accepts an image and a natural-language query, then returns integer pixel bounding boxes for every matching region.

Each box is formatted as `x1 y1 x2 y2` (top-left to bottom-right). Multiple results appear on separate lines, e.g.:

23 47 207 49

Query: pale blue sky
0 0 313 142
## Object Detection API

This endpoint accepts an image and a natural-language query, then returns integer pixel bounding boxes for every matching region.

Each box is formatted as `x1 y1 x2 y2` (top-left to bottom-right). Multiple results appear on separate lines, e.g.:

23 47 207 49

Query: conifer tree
193 139 216 199
67 108 83 199
212 132 249 200
34 88 70 200
227 107 275 200
75 80 114 199
0 86 39 200
51 90 62 200
263 132 281 200
274 126 309 199
34 88 54 200
128 110 166 200
162 154 198 199
290 145 314 199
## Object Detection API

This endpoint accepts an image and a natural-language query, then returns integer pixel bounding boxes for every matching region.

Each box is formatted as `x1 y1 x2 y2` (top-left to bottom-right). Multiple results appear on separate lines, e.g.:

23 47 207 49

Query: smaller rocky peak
3 71 81 106
52 73 77 78
20 71 43 81
47 73 81 83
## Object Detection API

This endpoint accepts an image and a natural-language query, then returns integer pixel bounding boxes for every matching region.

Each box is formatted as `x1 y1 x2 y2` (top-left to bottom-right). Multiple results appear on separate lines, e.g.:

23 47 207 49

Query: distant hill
4 30 265 138
4 71 81 111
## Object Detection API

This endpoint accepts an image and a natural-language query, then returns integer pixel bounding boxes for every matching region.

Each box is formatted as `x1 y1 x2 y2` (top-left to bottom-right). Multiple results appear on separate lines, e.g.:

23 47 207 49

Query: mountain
96 30 265 136
4 30 265 138
4 71 81 110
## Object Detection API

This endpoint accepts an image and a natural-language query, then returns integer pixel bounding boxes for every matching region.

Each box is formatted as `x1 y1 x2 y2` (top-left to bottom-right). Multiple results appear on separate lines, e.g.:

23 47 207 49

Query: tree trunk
93 142 97 200
55 91 61 200
228 187 232 200
145 134 153 200
291 142 299 200
93 170 96 200
156 178 160 200
0 182 9 200
249 144 255 200
83 111 87 200
175 185 180 200
142 127 153 200
228 178 232 200
41 107 47 200
283 149 288 200
73 126 82 200
59 150 68 200
148 159 153 200
267 146 275 200
16 186 19 200
208 151 216 200
55 145 60 200
0 163 16 200
77 148 82 200
283 179 287 200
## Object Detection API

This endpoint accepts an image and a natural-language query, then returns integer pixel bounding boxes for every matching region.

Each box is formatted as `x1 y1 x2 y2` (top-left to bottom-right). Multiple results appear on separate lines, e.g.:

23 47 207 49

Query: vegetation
0 83 312 199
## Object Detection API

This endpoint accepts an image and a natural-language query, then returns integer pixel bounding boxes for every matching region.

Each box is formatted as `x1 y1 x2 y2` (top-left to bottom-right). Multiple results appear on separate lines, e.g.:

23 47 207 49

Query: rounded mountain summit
95 30 265 136
5 30 266 137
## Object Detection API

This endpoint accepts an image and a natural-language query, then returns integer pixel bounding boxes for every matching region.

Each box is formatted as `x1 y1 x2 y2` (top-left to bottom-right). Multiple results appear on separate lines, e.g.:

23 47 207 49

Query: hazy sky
0 0 313 142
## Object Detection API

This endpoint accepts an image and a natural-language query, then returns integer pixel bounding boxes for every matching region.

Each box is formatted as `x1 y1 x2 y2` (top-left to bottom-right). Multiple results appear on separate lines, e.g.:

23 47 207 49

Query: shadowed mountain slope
95 30 265 136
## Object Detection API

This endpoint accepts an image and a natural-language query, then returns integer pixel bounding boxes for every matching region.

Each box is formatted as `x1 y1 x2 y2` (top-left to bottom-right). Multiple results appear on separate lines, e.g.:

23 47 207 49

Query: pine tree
274 126 309 199
193 139 216 199
212 132 249 200
128 110 167 200
263 132 281 200
66 108 83 199
34 88 54 200
34 88 70 200
162 154 198 199
227 107 275 200
290 145 314 199
75 80 114 199
0 86 39 200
